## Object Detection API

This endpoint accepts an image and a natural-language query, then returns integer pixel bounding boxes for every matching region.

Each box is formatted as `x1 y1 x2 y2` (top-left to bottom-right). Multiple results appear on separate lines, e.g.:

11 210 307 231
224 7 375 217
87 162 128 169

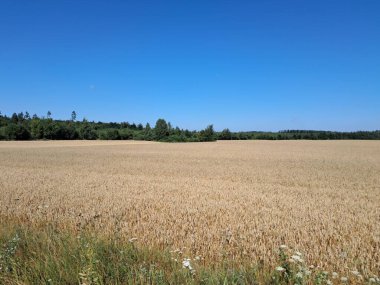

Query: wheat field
0 140 379 277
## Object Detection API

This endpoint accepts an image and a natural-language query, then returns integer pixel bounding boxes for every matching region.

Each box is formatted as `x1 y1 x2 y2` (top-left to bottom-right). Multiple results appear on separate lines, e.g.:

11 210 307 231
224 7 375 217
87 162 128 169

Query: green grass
0 218 377 285
0 218 266 285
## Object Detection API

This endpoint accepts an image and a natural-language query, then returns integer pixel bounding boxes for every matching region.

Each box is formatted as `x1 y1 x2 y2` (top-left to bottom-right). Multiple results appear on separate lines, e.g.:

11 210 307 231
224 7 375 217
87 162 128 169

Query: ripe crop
0 140 379 278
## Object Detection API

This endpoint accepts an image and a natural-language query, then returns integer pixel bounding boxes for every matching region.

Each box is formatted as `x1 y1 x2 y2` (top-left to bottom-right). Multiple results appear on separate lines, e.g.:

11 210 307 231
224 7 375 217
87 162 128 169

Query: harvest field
0 140 379 283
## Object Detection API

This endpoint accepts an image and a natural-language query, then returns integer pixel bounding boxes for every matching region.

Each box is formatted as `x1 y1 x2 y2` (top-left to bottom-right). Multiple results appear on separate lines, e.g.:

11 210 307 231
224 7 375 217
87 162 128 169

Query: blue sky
0 0 379 131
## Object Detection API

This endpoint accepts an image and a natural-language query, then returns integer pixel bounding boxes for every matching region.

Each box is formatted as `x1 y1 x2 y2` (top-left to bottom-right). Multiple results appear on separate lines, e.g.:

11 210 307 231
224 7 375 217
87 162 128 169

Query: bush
79 124 98 140
99 129 120 140
4 123 31 140
119 129 133 140
0 127 6 140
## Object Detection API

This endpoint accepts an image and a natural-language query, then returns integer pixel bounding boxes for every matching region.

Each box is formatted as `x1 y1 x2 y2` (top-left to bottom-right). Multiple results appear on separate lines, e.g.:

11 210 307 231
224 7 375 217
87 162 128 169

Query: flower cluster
0 234 21 273
274 245 380 284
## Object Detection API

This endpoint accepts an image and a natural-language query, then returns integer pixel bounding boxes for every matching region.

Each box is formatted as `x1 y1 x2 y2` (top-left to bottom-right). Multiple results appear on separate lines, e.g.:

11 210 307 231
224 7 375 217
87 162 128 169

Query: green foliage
2 220 378 285
99 129 120 140
71 111 77 122
119 128 133 140
0 220 263 284
79 120 98 140
30 119 44 139
4 123 30 140
0 111 379 142
154 118 169 141
0 127 6 140
0 233 20 274
199 125 216 142
219 128 232 140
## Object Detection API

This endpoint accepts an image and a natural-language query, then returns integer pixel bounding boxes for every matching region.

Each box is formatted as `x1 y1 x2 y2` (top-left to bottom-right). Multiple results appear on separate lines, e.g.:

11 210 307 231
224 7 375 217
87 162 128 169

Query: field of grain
0 140 379 277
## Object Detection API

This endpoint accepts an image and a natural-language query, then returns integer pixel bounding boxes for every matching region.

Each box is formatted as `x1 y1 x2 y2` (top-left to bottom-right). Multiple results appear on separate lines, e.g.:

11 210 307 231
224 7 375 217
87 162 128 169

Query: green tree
79 119 97 140
4 123 31 140
119 129 133 140
71 111 77 122
199 125 215 142
219 128 232 140
43 119 56 139
11 113 18 124
154 119 169 140
99 129 120 140
0 127 5 140
30 118 44 139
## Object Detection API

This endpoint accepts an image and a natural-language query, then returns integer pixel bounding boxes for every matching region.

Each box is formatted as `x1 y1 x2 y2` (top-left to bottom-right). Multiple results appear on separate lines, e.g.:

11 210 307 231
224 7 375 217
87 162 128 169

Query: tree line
0 111 216 142
218 129 380 140
0 111 379 141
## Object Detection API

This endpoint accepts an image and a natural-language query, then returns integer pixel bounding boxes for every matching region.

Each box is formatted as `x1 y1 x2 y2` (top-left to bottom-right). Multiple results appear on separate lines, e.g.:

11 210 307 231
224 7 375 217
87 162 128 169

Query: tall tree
199 125 215 142
71 111 77 122
30 118 44 139
11 113 18 123
219 128 232 140
154 119 169 140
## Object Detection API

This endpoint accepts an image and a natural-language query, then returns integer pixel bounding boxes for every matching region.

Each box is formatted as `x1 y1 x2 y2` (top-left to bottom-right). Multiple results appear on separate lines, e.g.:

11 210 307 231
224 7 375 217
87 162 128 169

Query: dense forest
1 111 379 141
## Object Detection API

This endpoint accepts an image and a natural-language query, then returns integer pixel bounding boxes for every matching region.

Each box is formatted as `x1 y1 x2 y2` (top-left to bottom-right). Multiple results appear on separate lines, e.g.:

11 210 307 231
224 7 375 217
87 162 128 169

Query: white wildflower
182 258 193 270
369 278 376 283
305 270 311 276
351 270 359 276
295 251 302 256
341 276 348 282
291 255 301 261
326 280 332 285
296 272 303 278
276 266 285 272
280 245 288 249
128 237 138 243
332 272 338 278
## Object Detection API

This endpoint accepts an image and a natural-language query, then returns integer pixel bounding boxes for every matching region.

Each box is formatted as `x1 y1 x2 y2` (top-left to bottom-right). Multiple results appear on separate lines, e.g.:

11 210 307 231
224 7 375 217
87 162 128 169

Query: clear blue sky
1 0 379 131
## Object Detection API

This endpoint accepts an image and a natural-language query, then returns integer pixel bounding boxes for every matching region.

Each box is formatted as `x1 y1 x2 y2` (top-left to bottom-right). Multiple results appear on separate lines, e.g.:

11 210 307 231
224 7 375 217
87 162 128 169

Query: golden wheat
0 140 379 276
